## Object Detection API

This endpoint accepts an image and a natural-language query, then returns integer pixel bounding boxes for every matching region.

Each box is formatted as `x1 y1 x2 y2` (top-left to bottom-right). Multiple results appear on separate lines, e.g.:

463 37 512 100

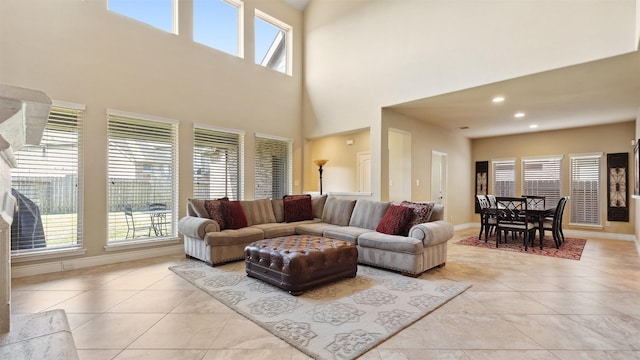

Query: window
108 0 177 34
254 134 292 199
522 156 562 207
193 125 244 200
255 10 292 75
492 159 515 197
107 110 178 243
570 153 602 226
194 0 243 57
11 103 84 255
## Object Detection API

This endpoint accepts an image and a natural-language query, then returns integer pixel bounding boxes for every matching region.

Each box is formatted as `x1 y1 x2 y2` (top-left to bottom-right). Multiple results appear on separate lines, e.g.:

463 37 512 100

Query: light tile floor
10 228 640 360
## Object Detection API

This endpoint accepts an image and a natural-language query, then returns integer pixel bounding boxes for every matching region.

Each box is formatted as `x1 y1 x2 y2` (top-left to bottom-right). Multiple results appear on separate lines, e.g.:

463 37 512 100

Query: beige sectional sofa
178 195 454 276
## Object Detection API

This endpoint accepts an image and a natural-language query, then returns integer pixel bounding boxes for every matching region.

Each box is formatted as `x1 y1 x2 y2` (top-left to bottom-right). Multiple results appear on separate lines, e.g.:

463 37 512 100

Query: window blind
107 111 177 243
193 126 243 200
254 134 291 199
570 154 601 226
492 159 515 197
11 105 83 255
522 156 562 206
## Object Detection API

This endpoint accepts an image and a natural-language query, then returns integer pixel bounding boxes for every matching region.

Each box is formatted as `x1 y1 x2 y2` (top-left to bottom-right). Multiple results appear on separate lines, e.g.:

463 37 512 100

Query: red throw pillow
283 194 314 223
376 205 413 235
221 201 248 230
204 197 229 229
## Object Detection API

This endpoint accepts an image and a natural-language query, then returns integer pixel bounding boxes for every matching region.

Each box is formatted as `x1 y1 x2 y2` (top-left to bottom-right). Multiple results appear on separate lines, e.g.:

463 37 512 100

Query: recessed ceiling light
514 112 525 118
529 124 538 129
492 96 505 103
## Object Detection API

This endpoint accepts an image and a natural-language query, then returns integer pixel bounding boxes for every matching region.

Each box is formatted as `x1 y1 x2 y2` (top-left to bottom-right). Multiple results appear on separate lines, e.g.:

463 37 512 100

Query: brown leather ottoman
244 235 358 295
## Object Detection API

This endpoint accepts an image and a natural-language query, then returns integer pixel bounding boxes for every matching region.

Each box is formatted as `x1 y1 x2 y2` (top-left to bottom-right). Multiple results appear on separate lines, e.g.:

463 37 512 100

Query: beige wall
382 109 472 225
0 0 303 260
473 121 636 235
303 129 370 193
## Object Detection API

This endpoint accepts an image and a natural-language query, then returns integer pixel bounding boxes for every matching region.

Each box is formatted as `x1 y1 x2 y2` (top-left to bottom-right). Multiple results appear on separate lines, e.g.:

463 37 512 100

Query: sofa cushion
376 204 413 235
272 199 284 223
204 227 264 247
283 194 314 222
349 200 390 230
311 194 328 219
321 197 356 226
400 201 435 235
222 201 248 229
294 222 342 237
240 198 276 226
323 226 372 244
358 232 424 255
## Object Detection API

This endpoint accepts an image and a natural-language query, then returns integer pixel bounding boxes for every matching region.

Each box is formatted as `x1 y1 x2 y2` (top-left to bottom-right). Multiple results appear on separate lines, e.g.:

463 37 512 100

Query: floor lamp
314 159 328 195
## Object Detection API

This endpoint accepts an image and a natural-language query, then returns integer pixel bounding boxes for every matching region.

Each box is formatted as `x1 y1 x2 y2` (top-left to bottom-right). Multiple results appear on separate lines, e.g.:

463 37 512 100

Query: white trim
492 158 516 163
193 123 245 135
521 154 564 161
11 244 184 278
107 108 179 125
11 248 87 263
52 100 86 111
255 132 293 143
104 237 180 252
569 152 603 159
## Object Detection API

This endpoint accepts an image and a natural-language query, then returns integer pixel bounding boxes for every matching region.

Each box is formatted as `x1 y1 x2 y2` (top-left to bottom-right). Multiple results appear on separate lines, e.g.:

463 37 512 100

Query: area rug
456 235 586 260
169 261 470 360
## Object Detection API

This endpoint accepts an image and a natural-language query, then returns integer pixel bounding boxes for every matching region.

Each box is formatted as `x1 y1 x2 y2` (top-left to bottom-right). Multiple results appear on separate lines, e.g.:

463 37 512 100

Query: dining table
525 202 557 249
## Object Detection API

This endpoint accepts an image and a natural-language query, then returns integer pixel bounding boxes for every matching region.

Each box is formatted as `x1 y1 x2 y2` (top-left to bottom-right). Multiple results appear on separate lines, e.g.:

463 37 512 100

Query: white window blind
107 111 178 243
570 154 601 226
522 156 562 207
193 126 243 200
254 134 291 199
11 105 84 255
492 159 515 197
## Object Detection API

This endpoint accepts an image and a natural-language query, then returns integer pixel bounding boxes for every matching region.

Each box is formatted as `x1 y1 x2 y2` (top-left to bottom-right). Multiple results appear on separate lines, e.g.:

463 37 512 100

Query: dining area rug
169 261 470 360
456 235 586 260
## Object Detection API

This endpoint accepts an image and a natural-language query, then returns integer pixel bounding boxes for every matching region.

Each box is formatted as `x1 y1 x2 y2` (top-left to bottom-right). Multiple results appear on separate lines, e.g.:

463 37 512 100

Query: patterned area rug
456 235 586 260
170 261 470 360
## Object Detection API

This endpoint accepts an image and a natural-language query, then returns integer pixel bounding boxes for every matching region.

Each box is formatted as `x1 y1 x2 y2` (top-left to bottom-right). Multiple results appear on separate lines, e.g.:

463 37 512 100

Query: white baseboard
11 245 184 278
460 222 637 242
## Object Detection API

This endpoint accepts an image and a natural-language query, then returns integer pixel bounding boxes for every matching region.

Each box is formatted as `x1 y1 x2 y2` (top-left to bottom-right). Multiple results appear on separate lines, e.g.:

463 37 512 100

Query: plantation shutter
11 104 84 255
570 154 601 226
193 126 243 200
254 134 292 199
522 156 562 206
107 110 178 243
492 159 515 197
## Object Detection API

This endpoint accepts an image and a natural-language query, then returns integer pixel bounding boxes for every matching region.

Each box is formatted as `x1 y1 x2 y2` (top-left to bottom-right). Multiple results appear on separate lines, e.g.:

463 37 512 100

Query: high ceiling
389 51 640 139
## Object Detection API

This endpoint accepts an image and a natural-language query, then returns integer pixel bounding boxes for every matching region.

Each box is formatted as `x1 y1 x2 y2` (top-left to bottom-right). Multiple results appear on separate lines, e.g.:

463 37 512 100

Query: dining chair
524 195 546 209
124 204 151 238
541 196 568 248
149 203 168 236
476 195 496 242
495 197 537 250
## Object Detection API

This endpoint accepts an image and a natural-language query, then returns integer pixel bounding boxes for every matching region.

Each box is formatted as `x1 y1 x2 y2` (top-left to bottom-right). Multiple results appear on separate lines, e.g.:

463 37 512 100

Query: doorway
388 129 411 202
431 151 447 212
357 152 371 193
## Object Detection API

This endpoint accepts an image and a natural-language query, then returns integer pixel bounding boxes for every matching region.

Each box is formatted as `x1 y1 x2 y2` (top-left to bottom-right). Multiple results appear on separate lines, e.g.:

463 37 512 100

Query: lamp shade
314 159 328 167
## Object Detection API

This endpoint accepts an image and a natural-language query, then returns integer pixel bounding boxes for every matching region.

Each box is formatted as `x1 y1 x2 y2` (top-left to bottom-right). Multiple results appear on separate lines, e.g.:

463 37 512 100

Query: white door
388 129 411 202
431 151 447 208
357 152 371 193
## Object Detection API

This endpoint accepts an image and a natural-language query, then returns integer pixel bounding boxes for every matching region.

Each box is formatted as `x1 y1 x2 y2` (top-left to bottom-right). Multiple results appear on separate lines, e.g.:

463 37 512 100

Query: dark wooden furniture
244 235 358 295
476 195 496 242
495 197 537 250
541 196 568 248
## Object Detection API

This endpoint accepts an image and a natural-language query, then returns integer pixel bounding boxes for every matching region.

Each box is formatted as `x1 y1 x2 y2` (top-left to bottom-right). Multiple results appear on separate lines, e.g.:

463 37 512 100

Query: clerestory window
108 0 178 34
194 0 244 57
255 9 292 75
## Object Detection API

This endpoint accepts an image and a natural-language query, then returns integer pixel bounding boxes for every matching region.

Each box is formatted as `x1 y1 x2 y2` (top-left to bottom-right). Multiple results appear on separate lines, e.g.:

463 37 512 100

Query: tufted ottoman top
245 235 357 277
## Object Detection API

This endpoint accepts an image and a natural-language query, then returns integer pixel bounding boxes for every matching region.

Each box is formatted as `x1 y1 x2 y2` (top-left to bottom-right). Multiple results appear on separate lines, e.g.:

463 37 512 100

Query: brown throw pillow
400 201 435 236
221 200 248 230
376 205 413 235
204 197 229 229
283 194 314 223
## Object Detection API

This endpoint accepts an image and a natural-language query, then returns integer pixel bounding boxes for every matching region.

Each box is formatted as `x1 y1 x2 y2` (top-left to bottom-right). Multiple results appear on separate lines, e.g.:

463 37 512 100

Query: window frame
106 109 179 247
521 155 563 207
11 101 86 260
193 124 245 200
569 153 603 227
491 158 516 197
254 9 293 75
107 0 179 34
193 0 245 58
254 133 292 199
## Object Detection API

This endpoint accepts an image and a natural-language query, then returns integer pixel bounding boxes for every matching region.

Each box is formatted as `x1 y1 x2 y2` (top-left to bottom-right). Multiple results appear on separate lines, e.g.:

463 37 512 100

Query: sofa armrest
178 216 220 240
409 220 454 247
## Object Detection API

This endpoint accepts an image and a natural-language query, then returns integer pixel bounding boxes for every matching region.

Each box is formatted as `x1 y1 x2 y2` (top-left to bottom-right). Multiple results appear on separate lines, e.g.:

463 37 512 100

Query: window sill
11 247 87 263
104 237 180 252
